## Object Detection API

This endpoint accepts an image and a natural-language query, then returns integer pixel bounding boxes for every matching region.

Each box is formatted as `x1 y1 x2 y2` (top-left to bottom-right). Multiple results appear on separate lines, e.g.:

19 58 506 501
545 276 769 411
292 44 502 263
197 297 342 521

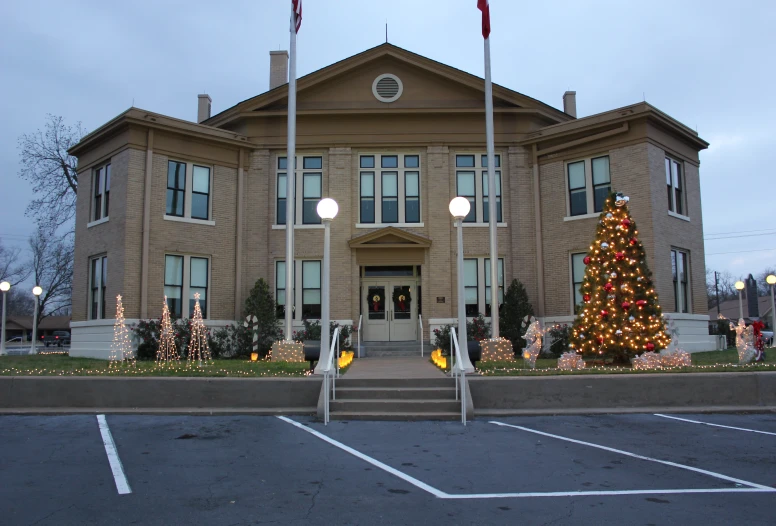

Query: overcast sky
2 0 775 282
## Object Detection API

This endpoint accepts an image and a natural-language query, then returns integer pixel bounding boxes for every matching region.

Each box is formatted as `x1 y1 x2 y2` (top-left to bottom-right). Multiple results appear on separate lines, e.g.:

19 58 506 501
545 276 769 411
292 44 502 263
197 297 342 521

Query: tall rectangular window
164 255 184 318
455 154 503 224
166 161 186 217
666 157 685 216
571 253 587 309
92 163 110 222
277 173 287 225
189 257 209 318
303 172 322 224
484 258 504 317
591 156 610 213
191 166 211 220
302 260 321 319
671 249 690 313
358 154 421 224
464 259 479 316
382 172 399 223
456 171 476 223
276 261 287 319
89 255 107 320
360 173 375 223
567 161 587 216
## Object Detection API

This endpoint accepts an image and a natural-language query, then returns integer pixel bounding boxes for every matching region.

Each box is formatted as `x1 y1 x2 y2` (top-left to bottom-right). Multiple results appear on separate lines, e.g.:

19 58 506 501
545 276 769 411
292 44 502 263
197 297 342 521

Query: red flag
477 0 490 39
293 0 302 33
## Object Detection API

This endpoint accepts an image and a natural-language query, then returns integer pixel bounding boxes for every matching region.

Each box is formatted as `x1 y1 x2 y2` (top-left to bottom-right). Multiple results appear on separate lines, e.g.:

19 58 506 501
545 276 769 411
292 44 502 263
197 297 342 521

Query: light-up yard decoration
731 318 756 364
558 351 585 370
271 340 305 362
187 293 212 367
479 337 514 362
431 348 447 369
109 295 135 368
156 296 179 367
244 315 259 361
521 316 542 369
570 192 671 364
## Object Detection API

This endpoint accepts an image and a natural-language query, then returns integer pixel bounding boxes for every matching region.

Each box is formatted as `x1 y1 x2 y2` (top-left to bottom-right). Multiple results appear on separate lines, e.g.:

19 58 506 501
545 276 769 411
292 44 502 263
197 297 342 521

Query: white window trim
167 160 214 221
276 155 324 226
87 217 110 229
569 252 587 314
564 154 611 218
455 153 503 225
665 156 688 218
358 153 422 226
88 255 107 320
164 253 211 319
275 259 323 322
667 210 690 222
92 162 110 223
671 248 691 314
462 257 504 316
271 224 324 230
164 215 216 226
461 223 508 228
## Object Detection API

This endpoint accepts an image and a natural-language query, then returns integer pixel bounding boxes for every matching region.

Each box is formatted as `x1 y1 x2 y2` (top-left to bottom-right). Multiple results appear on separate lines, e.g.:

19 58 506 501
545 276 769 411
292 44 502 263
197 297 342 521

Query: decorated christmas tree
187 293 212 367
570 193 671 363
156 296 179 366
109 295 135 368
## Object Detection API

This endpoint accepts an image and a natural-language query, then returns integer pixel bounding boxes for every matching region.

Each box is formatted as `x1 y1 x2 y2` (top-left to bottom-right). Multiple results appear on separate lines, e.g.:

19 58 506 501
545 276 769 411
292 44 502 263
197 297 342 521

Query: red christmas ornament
645 342 655 351
615 251 625 261
621 218 631 227
597 336 604 344
621 301 631 310
600 310 609 317
636 299 647 307
629 238 638 246
583 294 591 302
604 283 613 292
583 256 591 265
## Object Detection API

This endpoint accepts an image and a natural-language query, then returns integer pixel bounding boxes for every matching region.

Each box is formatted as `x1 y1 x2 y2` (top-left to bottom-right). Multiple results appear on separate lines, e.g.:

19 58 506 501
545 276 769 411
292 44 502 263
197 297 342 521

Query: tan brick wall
241 149 271 314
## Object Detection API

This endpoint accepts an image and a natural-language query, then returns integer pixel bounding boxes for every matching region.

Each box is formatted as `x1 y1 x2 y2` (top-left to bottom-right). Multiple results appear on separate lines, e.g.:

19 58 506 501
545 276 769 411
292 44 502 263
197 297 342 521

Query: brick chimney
197 94 211 123
270 50 289 90
563 91 577 118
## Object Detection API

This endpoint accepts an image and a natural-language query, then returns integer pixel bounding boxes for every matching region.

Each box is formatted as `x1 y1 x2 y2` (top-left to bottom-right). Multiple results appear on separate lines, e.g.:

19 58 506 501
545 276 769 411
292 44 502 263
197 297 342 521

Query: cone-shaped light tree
156 296 179 366
188 293 212 367
109 294 135 368
570 193 671 363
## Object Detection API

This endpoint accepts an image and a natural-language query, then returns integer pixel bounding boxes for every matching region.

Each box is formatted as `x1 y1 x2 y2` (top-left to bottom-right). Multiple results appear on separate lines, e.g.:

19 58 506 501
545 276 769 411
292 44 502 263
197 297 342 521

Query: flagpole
285 5 298 341
484 36 499 338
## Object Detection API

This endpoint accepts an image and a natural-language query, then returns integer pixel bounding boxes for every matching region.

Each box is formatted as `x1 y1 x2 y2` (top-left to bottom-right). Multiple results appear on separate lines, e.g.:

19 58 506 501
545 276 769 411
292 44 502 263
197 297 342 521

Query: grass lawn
0 354 312 377
476 348 776 376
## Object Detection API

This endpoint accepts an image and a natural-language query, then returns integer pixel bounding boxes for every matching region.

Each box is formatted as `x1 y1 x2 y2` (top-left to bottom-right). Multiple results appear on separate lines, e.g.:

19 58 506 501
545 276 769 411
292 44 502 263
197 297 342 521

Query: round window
372 74 403 103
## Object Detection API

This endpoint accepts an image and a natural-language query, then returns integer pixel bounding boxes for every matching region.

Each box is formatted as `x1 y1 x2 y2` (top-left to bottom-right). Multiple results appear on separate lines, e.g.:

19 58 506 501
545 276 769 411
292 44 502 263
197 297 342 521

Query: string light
272 340 306 362
187 294 212 367
109 295 135 369
156 296 180 367
558 351 585 370
521 319 542 369
730 319 756 364
480 337 514 362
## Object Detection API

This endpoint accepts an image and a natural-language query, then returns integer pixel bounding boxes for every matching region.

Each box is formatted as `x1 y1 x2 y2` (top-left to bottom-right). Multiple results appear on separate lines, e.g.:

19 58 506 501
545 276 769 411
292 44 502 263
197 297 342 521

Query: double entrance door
363 278 418 341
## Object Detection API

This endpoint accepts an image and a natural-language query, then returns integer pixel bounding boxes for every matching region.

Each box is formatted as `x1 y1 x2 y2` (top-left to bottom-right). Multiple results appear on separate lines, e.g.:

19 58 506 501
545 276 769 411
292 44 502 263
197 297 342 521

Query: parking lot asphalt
1 413 774 525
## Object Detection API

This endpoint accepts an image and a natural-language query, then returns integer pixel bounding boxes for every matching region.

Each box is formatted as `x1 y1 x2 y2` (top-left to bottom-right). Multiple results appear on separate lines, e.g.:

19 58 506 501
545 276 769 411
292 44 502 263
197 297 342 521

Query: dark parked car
43 331 71 347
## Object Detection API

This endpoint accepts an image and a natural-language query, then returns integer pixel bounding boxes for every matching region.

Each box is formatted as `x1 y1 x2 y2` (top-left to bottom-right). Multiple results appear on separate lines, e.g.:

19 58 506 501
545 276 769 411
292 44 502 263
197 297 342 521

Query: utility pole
714 271 721 317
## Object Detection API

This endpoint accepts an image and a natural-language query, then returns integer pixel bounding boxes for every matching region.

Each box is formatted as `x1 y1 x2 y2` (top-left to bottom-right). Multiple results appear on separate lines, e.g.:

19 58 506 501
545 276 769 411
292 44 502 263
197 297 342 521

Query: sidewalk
345 356 446 379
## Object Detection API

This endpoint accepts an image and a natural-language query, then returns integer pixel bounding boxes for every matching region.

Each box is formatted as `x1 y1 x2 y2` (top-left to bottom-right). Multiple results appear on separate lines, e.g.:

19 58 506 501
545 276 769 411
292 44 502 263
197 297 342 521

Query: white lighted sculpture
730 318 755 364
521 316 543 369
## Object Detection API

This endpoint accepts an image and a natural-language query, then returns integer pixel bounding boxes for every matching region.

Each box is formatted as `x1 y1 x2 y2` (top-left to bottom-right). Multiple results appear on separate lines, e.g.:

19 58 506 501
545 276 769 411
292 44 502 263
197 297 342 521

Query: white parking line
279 416 776 499
96 415 132 495
654 414 776 436
489 421 774 492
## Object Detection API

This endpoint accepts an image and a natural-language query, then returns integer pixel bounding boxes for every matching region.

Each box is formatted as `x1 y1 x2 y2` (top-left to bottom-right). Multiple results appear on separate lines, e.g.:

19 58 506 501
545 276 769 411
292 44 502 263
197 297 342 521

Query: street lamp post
734 280 745 323
30 286 43 355
767 275 776 339
0 281 9 355
449 197 475 373
315 198 338 375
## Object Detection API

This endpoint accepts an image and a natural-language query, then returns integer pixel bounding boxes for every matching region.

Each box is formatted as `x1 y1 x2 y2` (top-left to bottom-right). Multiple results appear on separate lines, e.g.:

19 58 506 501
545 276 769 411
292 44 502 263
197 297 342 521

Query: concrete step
359 341 432 358
330 399 461 413
337 377 452 388
336 387 457 400
330 411 462 421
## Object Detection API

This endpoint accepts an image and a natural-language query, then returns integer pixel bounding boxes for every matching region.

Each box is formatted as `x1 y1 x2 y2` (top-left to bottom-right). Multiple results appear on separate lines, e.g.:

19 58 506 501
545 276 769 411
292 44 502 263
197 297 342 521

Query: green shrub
544 324 571 358
243 278 282 357
499 279 534 356
467 314 491 341
136 342 156 361
293 320 354 349
433 324 453 354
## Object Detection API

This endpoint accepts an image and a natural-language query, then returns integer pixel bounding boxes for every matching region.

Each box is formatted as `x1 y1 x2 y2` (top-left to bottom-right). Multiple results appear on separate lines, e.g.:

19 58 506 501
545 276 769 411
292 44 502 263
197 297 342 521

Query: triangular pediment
348 226 432 249
205 44 570 127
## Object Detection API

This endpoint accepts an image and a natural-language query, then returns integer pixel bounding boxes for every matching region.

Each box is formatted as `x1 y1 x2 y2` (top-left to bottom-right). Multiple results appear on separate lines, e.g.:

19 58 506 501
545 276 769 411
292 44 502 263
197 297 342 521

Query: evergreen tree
244 278 282 356
499 279 534 355
570 193 670 363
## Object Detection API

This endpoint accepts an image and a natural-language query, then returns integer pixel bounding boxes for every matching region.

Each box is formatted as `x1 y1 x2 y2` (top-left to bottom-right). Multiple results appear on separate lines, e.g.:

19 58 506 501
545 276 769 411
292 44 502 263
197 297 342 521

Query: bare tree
0 239 29 285
0 288 35 317
706 268 739 311
755 267 776 296
18 115 86 232
28 227 73 321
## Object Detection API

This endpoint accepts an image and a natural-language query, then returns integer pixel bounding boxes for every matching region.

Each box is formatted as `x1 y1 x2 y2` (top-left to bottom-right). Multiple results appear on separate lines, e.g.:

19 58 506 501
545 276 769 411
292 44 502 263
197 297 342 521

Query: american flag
293 0 302 33
477 0 490 39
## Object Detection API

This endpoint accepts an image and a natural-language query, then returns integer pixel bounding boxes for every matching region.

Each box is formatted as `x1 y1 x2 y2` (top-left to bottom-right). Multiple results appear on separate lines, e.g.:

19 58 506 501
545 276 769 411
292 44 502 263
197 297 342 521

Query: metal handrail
323 326 341 425
357 314 362 359
450 327 467 425
419 314 424 357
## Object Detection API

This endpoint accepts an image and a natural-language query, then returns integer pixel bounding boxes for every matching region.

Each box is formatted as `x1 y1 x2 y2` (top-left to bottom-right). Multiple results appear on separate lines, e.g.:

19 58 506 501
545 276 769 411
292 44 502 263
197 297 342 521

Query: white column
284 6 298 341
315 218 332 375
738 289 744 322
456 218 474 373
771 285 775 336
30 295 39 355
483 37 499 338
0 289 7 355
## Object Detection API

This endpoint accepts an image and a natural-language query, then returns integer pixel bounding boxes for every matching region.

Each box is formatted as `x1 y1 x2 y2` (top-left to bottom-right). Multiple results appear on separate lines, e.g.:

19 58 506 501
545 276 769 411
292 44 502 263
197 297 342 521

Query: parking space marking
276 416 446 498
489 421 774 491
654 414 776 436
443 487 773 499
96 415 132 495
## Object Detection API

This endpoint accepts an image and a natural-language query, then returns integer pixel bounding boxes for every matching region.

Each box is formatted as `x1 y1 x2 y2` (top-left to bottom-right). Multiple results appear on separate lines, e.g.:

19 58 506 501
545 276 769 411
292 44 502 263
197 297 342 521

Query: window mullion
586 159 594 212
398 167 406 223
183 255 190 318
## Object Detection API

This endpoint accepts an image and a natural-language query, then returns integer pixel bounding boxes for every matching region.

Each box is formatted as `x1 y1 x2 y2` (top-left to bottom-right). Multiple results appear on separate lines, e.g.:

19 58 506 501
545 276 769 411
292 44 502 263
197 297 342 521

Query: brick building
68 44 715 358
